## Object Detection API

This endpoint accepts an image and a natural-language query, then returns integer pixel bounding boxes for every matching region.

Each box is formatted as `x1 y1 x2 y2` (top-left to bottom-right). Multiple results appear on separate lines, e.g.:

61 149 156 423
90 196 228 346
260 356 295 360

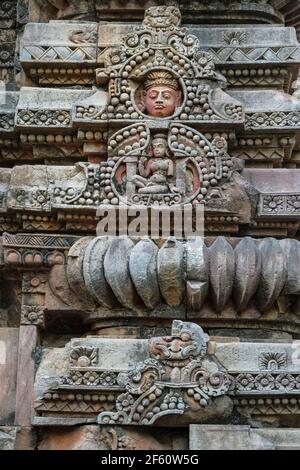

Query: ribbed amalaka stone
186 237 209 311
129 239 161 310
255 238 287 312
279 239 300 295
104 238 141 310
83 237 120 309
66 237 95 307
49 264 80 308
157 238 185 307
234 237 261 312
209 237 235 312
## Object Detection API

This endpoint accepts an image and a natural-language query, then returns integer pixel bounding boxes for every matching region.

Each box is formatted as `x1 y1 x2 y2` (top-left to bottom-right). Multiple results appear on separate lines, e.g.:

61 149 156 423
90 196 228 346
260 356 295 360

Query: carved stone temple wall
1 0 300 451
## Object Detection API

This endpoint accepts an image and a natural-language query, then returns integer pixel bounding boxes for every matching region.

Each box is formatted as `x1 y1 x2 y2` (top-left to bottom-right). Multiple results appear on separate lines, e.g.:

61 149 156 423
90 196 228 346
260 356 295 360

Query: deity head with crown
137 70 182 118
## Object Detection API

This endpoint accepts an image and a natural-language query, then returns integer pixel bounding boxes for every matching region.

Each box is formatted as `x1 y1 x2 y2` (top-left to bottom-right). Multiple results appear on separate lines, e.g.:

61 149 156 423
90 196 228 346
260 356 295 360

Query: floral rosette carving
195 370 231 397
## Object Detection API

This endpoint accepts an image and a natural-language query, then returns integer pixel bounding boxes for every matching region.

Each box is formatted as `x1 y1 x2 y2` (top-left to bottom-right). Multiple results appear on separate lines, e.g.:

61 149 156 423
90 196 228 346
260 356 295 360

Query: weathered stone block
38 425 188 450
0 328 19 425
16 87 94 130
190 425 300 450
15 326 38 426
20 21 98 86
0 427 16 451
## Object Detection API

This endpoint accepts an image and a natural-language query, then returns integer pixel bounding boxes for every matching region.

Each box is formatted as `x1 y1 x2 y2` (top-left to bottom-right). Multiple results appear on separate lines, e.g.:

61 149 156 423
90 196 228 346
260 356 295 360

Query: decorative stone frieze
34 321 232 425
0 164 299 235
1 232 79 267
33 320 300 426
20 22 98 85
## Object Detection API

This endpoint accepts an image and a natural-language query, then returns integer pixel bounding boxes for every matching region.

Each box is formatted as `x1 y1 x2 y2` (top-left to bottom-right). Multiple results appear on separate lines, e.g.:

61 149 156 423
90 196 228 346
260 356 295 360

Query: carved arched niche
106 123 232 207
74 6 243 126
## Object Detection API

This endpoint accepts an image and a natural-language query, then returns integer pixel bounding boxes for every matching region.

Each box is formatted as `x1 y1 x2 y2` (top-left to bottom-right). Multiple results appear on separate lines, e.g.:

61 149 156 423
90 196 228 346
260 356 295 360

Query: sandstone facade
1 0 300 451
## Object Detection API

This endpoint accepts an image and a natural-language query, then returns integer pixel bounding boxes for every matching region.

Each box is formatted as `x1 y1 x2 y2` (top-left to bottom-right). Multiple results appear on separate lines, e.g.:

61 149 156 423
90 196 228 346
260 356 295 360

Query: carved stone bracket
35 321 233 425
20 22 98 86
97 321 230 425
33 320 300 426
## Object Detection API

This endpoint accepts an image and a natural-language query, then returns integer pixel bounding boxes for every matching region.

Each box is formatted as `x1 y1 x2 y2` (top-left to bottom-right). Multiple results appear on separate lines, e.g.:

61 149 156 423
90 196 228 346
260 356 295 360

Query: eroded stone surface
190 425 300 450
0 329 18 426
0 427 16 451
38 425 188 450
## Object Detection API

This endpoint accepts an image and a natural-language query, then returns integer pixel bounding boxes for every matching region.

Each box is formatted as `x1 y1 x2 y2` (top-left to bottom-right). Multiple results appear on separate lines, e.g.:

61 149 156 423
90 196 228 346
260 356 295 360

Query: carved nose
170 340 182 353
155 93 164 103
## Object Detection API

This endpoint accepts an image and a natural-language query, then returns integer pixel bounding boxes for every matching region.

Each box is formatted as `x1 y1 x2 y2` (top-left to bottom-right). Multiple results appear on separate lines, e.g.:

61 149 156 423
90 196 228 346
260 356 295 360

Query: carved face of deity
151 136 168 158
143 7 181 30
144 85 180 118
137 71 182 118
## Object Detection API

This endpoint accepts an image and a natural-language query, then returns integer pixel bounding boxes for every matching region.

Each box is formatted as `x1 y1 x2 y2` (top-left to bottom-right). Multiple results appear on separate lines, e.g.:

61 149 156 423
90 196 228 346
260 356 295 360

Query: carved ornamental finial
142 6 182 30
149 320 209 365
92 4 243 127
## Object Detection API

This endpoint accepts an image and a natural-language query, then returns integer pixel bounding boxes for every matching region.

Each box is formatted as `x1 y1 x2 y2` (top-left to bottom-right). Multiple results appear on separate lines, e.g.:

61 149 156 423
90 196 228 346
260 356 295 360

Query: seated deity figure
132 134 180 194
138 70 182 118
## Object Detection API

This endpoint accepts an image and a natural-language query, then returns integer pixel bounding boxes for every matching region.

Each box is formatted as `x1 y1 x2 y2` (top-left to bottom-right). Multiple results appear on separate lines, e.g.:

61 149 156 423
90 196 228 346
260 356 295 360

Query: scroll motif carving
69 27 97 45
